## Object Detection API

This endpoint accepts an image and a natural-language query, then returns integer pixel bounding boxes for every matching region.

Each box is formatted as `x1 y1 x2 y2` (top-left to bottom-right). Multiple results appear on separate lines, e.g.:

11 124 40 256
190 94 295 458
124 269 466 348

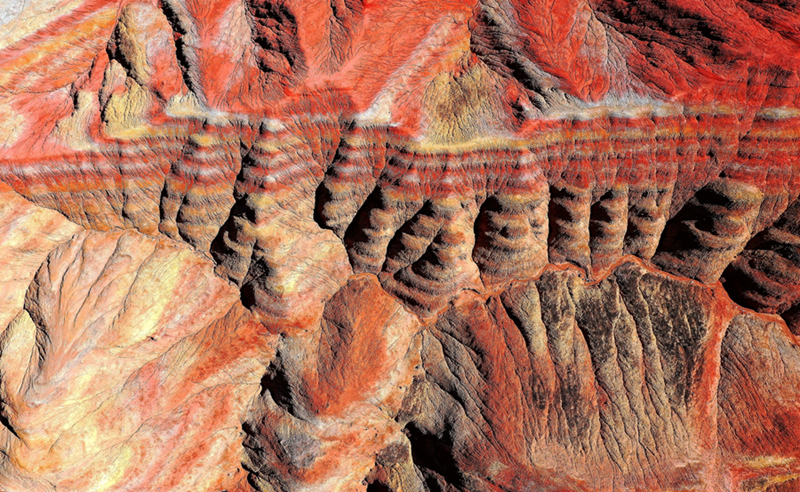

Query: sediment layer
1 0 799 490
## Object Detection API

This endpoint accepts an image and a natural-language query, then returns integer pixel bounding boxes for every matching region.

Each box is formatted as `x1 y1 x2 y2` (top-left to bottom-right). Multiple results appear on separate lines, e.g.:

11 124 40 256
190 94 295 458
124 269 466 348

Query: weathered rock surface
1 0 799 490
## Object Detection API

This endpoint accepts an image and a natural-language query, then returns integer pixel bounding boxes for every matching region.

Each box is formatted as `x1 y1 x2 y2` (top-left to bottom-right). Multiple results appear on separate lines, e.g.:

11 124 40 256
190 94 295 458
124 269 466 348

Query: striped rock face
1 1 800 491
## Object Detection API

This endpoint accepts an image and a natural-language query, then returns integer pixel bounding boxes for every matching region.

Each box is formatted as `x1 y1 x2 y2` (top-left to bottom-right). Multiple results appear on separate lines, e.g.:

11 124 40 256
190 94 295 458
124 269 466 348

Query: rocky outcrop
0 224 272 491
1 0 799 490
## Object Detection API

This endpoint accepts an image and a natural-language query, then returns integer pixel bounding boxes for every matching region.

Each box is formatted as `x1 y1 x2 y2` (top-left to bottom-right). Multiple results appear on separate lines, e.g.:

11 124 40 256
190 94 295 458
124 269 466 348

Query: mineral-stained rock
718 315 800 491
0 185 82 331
243 275 422 491
1 0 800 490
403 262 738 491
0 226 274 491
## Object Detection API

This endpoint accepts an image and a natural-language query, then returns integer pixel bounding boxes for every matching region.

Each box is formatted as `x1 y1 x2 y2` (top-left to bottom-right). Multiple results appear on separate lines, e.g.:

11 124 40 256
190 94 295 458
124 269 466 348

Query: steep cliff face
0 0 799 491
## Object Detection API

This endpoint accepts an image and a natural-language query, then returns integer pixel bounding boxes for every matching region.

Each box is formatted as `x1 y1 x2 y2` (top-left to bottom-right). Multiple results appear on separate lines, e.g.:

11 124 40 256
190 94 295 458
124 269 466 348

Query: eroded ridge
4 113 799 325
1 0 799 327
230 258 800 492
1 0 800 490
231 112 800 326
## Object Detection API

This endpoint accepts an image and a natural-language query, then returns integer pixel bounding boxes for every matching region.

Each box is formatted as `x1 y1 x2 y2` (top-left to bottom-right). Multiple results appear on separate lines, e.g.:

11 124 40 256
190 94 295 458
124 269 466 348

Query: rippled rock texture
1 0 800 491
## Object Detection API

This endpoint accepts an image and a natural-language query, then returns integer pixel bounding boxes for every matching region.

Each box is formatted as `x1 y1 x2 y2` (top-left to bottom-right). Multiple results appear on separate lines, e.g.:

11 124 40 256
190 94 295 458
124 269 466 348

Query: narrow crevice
0 404 21 440
313 178 335 232
342 185 387 271
403 422 464 492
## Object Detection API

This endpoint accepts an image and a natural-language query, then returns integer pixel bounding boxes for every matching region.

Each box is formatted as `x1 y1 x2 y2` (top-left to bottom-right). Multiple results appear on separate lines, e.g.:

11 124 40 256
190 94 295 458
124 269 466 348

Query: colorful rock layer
1 0 799 491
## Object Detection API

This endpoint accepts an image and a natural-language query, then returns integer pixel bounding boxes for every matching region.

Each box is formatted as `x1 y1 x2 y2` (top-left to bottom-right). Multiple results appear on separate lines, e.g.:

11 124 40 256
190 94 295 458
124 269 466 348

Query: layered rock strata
1 0 800 491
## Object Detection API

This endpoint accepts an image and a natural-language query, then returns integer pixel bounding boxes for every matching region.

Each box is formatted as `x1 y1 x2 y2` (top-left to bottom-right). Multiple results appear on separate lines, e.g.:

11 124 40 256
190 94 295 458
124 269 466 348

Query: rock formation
0 0 799 490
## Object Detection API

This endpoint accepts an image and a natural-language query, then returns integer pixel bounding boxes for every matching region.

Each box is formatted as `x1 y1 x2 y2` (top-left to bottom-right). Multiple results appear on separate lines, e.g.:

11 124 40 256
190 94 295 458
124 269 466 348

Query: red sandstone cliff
0 0 799 490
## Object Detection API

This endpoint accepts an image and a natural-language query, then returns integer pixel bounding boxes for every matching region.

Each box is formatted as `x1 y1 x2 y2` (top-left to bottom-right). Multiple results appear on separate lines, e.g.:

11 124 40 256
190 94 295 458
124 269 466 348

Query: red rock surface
0 0 799 490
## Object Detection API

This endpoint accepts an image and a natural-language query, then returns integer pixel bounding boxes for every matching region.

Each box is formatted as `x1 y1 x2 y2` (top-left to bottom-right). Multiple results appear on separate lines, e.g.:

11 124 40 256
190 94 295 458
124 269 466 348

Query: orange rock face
0 0 799 491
